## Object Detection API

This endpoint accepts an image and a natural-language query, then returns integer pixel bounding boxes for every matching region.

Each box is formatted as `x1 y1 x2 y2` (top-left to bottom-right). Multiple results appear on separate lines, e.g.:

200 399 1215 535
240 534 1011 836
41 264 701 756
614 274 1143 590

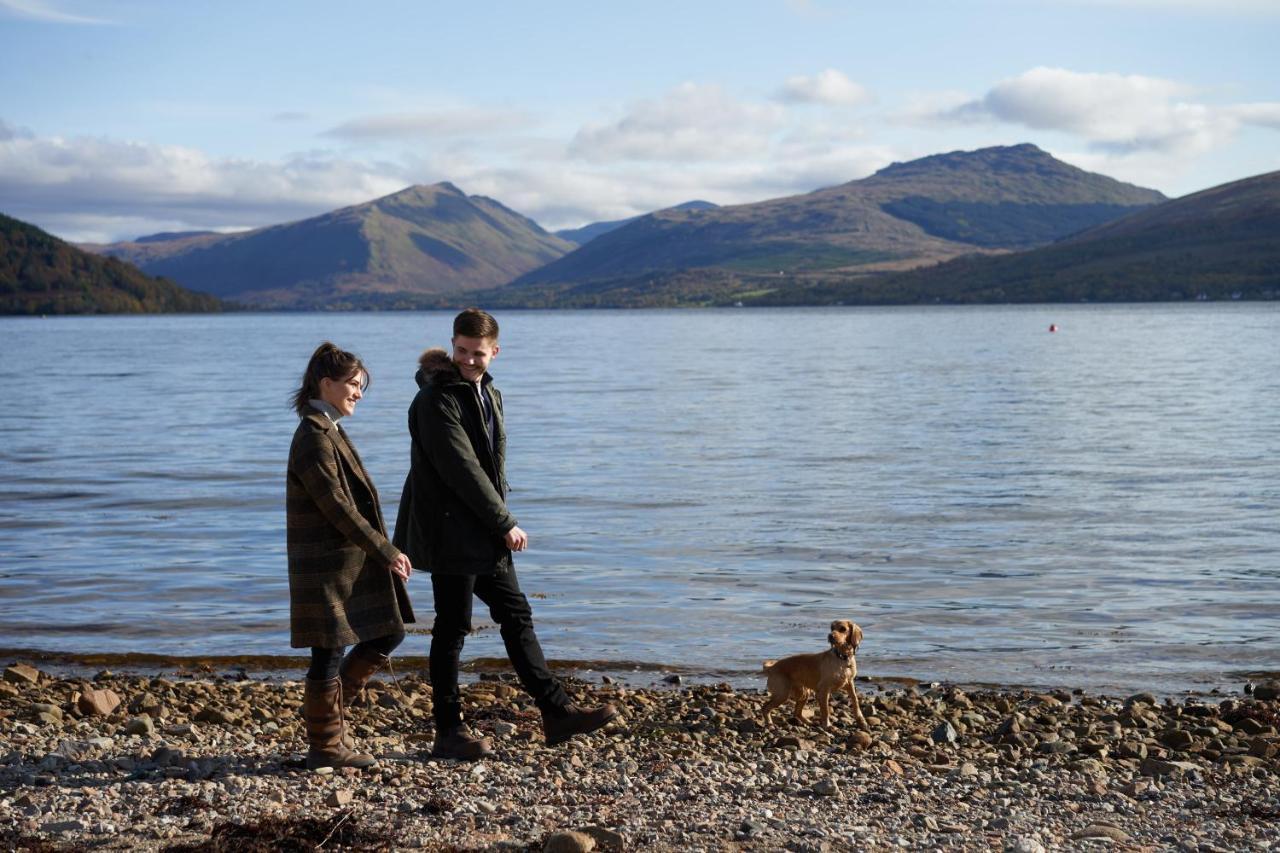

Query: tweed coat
287 410 414 648
393 348 515 575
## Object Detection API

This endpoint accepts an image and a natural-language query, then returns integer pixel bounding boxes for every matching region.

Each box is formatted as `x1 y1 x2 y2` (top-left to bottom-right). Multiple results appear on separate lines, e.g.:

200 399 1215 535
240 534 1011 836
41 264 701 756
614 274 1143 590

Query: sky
2 0 1277 243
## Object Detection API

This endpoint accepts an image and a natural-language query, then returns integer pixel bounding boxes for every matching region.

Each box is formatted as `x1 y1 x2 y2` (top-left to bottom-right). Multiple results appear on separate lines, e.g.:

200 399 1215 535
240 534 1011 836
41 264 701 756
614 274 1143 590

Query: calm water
0 305 1277 695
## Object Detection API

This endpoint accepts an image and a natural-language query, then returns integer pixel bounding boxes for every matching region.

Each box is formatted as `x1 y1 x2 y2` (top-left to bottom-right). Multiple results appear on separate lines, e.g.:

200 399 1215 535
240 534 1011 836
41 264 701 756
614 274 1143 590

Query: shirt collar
308 398 343 423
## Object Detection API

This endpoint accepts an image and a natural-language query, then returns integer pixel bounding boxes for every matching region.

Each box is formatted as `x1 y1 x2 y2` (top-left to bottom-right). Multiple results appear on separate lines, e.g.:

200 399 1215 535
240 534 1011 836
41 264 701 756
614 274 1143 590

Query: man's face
452 335 499 383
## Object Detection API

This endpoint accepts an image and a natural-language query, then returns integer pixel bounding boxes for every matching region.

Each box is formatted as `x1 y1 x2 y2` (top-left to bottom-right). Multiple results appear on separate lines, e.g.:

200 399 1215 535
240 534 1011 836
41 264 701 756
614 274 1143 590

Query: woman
287 341 414 770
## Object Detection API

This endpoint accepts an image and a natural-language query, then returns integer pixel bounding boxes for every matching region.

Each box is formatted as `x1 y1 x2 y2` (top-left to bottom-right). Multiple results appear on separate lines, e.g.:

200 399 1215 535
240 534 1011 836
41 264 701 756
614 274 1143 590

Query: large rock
4 663 41 685
545 830 596 853
1253 681 1280 701
76 688 122 717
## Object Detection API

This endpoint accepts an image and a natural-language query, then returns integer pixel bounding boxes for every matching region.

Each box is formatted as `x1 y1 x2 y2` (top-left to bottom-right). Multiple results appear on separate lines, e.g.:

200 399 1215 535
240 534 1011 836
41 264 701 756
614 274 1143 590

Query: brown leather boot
303 677 377 770
338 645 389 707
431 725 493 761
541 702 618 747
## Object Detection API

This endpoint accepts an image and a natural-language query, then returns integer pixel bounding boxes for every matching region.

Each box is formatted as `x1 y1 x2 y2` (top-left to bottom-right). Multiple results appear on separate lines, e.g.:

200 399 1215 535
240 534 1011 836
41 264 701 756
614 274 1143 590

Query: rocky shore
1 662 1277 852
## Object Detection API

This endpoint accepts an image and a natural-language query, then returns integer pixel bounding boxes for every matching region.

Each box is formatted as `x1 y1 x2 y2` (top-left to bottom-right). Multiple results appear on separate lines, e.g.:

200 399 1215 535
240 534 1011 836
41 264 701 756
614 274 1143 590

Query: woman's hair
292 341 369 416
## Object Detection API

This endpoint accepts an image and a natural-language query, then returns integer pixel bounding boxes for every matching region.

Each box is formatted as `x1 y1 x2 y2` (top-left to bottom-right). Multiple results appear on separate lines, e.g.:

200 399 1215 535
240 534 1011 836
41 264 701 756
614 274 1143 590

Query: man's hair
453 307 499 340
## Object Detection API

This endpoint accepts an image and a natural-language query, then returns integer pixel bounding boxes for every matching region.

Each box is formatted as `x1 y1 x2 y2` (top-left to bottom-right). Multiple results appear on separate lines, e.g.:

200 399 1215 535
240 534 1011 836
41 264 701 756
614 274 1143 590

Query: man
394 307 616 760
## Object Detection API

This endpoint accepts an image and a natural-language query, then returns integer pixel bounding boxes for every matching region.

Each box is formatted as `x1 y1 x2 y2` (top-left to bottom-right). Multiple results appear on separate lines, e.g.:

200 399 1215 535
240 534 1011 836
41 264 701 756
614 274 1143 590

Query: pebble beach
1 662 1277 852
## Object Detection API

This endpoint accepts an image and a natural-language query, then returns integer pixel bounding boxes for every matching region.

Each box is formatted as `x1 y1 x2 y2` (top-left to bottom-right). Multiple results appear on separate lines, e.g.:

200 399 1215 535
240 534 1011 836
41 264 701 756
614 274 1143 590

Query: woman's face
318 370 365 417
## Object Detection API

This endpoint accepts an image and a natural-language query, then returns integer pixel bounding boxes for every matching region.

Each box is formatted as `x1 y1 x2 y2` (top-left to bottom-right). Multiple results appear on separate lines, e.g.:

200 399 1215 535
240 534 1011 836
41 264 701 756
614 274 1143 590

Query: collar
830 646 854 662
308 398 343 423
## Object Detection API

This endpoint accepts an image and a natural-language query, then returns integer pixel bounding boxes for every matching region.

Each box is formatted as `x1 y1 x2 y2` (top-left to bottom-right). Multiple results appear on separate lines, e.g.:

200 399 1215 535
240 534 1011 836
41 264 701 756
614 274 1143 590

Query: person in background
287 341 414 769
394 308 616 760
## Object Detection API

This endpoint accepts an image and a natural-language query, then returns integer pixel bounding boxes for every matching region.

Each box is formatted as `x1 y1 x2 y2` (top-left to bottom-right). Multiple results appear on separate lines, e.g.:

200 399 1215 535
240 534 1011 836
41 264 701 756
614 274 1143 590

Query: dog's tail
762 660 776 673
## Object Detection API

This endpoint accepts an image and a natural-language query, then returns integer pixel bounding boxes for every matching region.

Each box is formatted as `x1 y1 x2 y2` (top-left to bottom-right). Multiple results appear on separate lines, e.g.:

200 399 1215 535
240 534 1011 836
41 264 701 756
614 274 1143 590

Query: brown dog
761 619 867 730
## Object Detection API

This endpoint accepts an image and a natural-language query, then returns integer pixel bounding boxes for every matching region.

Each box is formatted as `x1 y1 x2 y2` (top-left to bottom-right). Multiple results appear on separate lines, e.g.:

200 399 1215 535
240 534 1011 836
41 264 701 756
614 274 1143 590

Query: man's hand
389 553 413 581
504 526 529 552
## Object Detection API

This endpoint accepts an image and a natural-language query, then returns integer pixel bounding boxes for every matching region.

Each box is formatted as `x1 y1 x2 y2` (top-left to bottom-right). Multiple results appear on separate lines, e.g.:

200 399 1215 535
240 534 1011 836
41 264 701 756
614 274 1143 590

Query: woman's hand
389 553 413 581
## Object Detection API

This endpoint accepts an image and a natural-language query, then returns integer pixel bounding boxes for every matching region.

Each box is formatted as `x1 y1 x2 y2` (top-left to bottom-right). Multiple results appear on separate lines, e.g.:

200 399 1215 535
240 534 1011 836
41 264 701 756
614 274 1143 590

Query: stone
578 826 626 850
545 829 596 853
325 789 353 807
1072 824 1130 842
847 730 872 749
1005 837 1045 853
1159 729 1194 749
811 777 840 796
1141 757 1199 777
77 687 122 716
1253 681 1280 701
29 702 63 721
4 663 40 684
124 715 155 736
930 721 958 744
41 820 85 834
1233 717 1271 736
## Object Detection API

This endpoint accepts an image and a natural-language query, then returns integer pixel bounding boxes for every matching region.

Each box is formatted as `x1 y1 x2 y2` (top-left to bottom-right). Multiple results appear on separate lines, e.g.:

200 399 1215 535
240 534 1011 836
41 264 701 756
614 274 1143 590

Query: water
1 304 1277 695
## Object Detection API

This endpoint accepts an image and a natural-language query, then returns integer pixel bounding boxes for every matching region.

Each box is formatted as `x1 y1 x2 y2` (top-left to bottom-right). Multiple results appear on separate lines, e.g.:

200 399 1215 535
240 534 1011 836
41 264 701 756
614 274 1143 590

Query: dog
761 619 867 730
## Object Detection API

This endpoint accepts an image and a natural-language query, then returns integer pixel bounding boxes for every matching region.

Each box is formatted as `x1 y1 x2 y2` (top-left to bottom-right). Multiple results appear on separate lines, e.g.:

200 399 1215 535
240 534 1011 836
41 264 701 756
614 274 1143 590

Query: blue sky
2 0 1277 242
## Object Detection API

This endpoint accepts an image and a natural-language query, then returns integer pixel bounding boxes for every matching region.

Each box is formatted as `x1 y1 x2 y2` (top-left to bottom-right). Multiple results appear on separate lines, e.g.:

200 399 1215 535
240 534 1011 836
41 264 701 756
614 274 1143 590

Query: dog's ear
850 622 863 650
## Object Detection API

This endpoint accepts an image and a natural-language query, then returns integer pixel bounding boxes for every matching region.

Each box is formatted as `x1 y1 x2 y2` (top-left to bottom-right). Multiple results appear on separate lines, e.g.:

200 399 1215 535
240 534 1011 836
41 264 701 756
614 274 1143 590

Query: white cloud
0 0 108 24
569 83 787 163
323 108 537 141
1230 103 1280 130
940 66 1256 155
0 122 410 240
776 70 871 107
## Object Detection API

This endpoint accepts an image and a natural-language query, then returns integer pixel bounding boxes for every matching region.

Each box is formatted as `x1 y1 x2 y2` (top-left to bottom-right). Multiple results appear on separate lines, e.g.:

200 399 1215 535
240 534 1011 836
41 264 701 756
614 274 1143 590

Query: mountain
555 200 719 245
1 213 224 315
85 183 575 309
772 169 1280 305
500 144 1165 306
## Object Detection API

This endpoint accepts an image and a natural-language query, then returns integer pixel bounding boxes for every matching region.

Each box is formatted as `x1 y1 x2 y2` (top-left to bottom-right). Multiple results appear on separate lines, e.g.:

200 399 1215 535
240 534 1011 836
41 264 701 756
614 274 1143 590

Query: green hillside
86 183 574 309
0 214 224 315
766 169 1280 305
508 144 1165 298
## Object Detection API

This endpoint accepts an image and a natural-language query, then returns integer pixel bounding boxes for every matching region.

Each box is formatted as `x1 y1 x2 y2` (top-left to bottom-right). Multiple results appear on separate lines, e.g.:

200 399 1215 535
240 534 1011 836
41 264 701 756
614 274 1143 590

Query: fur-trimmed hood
415 347 458 389
414 347 494 389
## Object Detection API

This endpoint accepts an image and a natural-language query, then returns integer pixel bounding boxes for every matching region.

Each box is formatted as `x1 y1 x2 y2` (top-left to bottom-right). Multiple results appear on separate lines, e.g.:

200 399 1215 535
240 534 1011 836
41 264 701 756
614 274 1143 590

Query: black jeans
429 564 569 729
308 632 404 681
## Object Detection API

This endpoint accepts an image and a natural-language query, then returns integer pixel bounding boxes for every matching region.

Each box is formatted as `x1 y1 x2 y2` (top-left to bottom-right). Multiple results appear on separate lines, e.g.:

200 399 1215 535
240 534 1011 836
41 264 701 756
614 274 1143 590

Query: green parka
393 348 516 575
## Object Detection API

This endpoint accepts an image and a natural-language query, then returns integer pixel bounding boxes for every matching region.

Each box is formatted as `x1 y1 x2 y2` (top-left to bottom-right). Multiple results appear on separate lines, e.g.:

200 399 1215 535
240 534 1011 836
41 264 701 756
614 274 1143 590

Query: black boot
541 702 618 747
431 724 493 760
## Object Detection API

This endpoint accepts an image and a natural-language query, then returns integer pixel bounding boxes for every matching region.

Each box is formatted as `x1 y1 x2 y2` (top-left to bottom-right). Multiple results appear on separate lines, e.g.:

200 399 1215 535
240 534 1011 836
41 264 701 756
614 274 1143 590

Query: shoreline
2 664 1276 851
0 646 1262 703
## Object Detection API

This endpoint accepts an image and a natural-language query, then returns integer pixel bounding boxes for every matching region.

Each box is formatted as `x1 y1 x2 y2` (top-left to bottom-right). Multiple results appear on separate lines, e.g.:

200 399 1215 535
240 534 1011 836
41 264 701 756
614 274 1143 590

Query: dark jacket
287 411 414 648
393 348 515 575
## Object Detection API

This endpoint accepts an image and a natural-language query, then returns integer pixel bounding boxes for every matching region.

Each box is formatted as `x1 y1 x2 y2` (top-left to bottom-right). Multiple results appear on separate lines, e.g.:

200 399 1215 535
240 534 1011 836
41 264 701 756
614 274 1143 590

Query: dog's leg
846 681 868 730
817 687 833 728
761 690 787 725
791 688 809 724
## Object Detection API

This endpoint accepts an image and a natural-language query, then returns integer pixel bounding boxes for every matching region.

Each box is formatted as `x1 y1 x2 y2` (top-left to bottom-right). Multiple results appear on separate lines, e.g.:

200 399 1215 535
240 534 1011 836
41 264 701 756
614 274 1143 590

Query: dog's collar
830 647 854 662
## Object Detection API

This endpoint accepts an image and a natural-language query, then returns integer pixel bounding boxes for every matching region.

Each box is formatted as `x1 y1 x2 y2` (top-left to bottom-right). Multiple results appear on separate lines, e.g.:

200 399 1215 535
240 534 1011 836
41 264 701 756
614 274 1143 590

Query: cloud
776 70 871 107
0 121 410 240
323 108 537 142
271 111 311 123
1230 103 1280 130
940 66 1244 155
0 0 108 24
569 83 787 163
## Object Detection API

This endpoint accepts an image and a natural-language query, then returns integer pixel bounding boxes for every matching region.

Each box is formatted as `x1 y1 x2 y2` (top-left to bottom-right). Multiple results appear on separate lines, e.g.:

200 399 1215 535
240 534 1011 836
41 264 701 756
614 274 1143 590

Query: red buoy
1049 324 1058 332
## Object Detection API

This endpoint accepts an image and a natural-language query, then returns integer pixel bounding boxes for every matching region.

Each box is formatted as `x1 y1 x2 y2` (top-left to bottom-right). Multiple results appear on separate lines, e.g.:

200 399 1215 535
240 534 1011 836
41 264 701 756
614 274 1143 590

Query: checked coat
286 410 414 648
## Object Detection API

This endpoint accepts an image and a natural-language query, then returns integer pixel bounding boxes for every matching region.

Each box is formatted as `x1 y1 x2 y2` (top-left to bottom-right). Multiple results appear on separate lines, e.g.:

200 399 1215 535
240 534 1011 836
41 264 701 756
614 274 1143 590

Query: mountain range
1 214 222 315
500 144 1167 306
85 183 573 309
555 200 719 245
771 168 1280 306
23 142 1278 312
